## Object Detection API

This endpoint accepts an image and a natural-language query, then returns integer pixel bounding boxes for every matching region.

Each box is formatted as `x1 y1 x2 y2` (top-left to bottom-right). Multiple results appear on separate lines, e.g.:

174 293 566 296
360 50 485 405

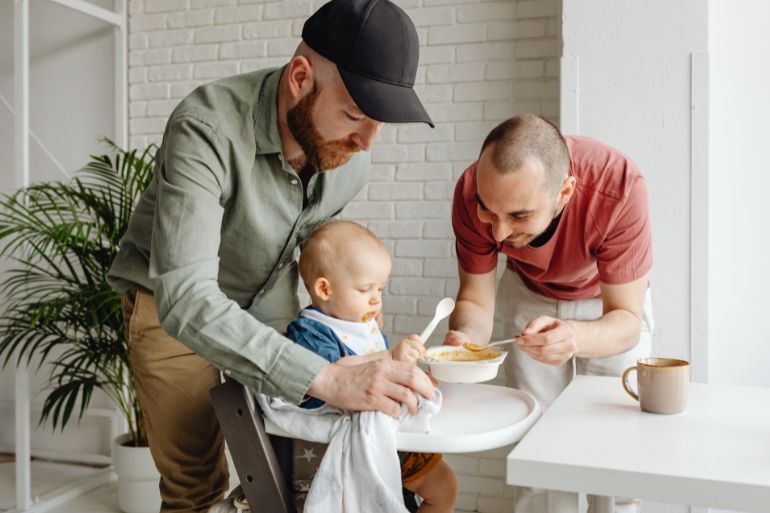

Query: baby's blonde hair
299 220 388 290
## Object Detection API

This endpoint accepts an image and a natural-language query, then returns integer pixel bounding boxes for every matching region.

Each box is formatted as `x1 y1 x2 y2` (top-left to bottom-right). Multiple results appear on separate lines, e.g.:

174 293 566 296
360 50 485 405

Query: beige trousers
497 269 654 513
122 287 229 513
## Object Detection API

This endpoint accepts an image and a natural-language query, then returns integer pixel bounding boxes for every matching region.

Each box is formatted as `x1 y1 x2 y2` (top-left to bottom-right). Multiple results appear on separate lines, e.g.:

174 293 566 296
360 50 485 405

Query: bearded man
108 1 435 511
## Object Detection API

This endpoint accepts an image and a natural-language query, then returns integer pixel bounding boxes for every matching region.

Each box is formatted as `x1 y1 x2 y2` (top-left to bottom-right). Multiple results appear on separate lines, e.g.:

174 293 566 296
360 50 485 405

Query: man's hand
443 330 473 346
445 268 497 347
390 335 426 364
517 316 578 366
307 360 435 418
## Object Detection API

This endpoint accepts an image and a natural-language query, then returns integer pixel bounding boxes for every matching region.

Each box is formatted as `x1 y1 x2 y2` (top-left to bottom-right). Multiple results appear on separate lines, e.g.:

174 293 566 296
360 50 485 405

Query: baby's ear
314 277 332 301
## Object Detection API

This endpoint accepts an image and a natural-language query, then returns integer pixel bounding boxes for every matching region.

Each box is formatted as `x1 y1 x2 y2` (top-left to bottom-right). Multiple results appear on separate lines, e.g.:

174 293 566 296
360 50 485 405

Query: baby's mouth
361 311 378 322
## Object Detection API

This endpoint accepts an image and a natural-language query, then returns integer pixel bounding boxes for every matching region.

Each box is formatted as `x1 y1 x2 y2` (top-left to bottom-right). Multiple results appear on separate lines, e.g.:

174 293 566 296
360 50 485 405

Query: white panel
708 0 770 388
562 3 708 510
562 0 708 368
14 0 32 508
690 52 710 384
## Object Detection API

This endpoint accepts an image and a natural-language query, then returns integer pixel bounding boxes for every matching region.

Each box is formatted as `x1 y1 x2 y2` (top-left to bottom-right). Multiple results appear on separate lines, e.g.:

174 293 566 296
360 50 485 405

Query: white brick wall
128 1 559 510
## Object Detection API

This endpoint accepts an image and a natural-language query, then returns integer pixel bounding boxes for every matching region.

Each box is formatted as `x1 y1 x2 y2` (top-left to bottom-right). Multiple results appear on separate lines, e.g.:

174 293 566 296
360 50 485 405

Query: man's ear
286 55 314 102
313 277 332 301
557 175 577 208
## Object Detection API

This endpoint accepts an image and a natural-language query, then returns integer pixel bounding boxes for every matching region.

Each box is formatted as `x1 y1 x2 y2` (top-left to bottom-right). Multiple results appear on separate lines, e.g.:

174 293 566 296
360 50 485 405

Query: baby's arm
333 335 425 366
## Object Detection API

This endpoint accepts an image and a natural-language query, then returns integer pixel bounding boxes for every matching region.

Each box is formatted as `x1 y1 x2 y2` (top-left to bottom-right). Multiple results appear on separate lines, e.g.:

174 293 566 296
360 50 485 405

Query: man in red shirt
446 114 653 513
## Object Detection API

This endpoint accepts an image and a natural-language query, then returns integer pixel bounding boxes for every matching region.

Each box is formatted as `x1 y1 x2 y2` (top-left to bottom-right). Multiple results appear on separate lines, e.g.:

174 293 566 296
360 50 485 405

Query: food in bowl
423 345 507 383
429 349 502 362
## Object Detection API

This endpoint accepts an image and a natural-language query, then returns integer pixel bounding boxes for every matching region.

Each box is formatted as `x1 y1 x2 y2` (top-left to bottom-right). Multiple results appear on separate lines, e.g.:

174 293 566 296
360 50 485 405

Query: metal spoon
463 336 521 352
419 297 455 343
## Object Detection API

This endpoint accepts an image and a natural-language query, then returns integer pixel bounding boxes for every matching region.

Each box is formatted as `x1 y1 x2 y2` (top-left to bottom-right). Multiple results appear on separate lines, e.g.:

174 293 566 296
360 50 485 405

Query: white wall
0 0 118 190
561 2 708 512
708 0 770 388
126 1 559 510
561 0 708 365
0 0 119 462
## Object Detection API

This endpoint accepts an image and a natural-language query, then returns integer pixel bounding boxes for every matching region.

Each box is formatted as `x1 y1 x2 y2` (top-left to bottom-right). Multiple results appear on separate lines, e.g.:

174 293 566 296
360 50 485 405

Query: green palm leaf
0 141 155 446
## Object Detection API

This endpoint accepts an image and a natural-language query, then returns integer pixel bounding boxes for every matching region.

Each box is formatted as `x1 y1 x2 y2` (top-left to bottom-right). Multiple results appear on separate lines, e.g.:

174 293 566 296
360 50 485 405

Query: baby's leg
403 459 457 513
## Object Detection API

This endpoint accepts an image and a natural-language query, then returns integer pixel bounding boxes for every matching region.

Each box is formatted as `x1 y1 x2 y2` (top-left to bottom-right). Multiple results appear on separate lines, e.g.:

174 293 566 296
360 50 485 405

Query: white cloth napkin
257 390 442 513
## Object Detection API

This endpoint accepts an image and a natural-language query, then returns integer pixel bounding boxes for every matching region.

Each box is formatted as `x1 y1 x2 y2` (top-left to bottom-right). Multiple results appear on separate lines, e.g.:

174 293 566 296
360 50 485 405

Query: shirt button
290 179 298 185
278 262 284 269
224 369 232 376
259 289 265 295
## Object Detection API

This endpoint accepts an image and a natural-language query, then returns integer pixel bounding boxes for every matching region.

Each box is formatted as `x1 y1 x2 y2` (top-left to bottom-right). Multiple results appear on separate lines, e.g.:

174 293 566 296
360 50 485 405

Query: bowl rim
423 345 507 366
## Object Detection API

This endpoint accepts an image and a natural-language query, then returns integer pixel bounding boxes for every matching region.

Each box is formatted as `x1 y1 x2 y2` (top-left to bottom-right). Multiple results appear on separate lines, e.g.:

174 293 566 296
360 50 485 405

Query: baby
287 220 457 513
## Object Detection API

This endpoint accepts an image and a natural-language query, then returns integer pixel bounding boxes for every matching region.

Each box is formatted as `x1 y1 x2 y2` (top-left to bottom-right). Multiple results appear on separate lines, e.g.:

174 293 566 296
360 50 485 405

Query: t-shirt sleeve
286 317 346 364
596 176 653 284
452 164 499 274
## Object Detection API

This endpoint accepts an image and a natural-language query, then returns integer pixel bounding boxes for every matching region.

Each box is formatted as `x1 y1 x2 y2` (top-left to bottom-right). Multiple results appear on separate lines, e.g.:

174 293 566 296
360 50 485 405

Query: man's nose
491 221 512 243
352 120 383 151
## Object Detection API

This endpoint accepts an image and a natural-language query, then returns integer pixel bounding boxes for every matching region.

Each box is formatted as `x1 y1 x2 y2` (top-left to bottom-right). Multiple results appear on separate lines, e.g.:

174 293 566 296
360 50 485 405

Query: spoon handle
488 337 520 347
419 320 439 343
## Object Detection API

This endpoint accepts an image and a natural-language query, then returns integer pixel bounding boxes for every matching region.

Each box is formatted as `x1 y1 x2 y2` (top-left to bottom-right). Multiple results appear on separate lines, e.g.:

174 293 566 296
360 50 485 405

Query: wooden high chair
209 379 420 513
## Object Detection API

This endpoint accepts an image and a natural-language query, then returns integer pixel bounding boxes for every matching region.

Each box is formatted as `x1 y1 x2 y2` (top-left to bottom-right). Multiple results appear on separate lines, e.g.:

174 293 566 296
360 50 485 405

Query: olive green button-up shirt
108 67 370 404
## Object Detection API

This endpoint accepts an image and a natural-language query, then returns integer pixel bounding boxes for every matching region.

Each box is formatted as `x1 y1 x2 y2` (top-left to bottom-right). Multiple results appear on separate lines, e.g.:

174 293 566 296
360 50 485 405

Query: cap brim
338 67 434 128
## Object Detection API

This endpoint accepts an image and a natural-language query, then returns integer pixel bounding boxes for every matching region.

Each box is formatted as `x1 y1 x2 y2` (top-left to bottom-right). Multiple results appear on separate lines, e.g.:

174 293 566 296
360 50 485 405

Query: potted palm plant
0 142 160 513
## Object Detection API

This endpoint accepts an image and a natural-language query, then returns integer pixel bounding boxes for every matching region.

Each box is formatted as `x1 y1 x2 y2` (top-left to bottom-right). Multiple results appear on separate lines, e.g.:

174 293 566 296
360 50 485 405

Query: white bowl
422 345 507 383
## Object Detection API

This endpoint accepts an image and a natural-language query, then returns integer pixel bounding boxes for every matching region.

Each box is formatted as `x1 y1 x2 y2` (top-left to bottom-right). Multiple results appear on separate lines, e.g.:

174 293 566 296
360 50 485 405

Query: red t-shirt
452 135 652 300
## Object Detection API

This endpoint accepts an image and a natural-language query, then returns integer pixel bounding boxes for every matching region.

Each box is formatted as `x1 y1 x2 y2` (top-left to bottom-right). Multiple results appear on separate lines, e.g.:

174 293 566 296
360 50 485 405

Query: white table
506 375 770 513
267 382 542 453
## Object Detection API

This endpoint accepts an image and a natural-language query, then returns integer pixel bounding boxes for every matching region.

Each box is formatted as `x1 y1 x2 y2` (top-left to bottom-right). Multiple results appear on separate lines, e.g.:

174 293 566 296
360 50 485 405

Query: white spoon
419 297 455 343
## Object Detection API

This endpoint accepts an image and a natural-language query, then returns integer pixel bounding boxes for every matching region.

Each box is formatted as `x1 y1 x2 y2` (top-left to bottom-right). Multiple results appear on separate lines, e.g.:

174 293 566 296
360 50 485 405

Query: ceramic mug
621 358 690 414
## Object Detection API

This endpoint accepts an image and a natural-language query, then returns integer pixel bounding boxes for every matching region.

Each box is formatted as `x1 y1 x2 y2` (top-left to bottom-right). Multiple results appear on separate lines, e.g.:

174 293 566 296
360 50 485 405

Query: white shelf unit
9 0 128 511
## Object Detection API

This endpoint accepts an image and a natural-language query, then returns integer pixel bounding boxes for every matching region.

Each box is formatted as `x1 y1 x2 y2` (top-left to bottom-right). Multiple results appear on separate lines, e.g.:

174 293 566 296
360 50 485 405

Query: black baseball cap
302 0 434 128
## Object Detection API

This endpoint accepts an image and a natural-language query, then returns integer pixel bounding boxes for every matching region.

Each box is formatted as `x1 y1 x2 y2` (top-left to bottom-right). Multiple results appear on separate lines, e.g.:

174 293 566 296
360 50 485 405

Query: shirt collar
253 66 286 155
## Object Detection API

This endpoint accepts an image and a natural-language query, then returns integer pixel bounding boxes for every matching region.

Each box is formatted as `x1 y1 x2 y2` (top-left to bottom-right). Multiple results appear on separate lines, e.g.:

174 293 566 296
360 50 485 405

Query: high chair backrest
210 379 295 513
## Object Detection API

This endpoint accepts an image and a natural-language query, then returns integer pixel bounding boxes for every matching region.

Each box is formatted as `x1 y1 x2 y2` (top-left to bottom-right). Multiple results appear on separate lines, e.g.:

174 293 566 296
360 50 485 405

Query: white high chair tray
264 383 541 454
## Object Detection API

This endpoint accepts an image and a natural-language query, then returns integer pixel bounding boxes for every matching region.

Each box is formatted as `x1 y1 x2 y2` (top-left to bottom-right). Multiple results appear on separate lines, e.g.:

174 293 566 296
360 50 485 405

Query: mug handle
622 366 639 401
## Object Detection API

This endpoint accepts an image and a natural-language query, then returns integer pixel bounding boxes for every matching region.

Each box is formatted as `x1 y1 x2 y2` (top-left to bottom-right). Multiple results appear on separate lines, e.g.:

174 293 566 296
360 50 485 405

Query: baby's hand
390 335 425 365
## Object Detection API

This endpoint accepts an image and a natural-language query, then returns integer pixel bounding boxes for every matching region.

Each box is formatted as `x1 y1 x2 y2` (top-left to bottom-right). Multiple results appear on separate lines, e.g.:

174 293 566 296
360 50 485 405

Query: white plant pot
113 433 162 513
